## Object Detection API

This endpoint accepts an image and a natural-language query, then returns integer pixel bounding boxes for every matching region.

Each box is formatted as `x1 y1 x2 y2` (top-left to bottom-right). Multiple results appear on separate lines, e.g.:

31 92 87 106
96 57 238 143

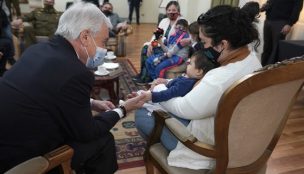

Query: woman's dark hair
193 50 219 73
166 1 180 12
241 1 260 22
176 19 188 29
197 5 260 51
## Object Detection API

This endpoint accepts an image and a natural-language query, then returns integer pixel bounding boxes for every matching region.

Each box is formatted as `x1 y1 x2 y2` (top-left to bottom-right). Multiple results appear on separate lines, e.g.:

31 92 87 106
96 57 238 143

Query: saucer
94 70 109 76
101 63 119 69
105 55 117 60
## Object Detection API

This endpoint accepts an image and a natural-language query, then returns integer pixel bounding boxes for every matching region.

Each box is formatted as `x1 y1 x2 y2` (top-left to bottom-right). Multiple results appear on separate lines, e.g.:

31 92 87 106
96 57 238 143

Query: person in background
128 0 142 25
135 4 261 170
260 0 303 66
5 0 21 20
145 19 190 80
188 21 204 57
1 0 15 66
11 0 62 48
0 2 145 173
100 2 128 37
132 1 185 85
82 0 99 7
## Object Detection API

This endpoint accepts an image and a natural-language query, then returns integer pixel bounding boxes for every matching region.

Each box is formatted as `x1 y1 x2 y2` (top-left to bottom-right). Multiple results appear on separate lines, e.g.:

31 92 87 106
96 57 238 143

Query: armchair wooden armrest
152 110 217 158
164 115 216 158
5 145 74 174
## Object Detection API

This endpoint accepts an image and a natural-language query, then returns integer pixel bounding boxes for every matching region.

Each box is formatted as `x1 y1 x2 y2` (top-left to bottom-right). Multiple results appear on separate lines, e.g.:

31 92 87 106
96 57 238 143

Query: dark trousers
261 20 286 66
128 1 140 24
69 132 118 174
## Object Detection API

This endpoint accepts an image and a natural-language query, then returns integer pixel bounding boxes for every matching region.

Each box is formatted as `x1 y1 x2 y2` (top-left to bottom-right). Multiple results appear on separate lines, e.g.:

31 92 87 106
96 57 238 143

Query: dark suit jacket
0 35 120 172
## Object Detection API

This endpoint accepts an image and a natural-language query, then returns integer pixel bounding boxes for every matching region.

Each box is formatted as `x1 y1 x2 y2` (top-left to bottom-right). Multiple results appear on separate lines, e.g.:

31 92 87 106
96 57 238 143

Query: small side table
92 65 124 105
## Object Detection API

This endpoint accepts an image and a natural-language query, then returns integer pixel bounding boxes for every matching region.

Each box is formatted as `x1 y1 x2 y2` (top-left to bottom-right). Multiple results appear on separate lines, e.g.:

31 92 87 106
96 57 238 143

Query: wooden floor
117 23 304 174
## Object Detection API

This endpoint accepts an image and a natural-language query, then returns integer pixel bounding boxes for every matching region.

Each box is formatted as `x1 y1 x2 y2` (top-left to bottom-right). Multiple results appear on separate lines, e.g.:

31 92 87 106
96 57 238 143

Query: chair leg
144 151 154 174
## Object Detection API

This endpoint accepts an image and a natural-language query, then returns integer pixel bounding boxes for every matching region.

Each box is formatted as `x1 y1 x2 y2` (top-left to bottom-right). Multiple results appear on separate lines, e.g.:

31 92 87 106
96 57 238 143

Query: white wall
21 0 212 23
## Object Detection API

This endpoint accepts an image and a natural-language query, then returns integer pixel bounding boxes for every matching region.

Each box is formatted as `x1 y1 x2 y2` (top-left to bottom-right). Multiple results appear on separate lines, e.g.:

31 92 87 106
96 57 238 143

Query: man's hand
122 94 146 112
11 19 23 29
91 100 116 112
281 25 291 35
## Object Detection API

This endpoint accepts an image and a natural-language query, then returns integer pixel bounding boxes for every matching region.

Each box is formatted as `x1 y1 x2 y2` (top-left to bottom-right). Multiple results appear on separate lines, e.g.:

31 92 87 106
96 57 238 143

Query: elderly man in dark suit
0 2 145 174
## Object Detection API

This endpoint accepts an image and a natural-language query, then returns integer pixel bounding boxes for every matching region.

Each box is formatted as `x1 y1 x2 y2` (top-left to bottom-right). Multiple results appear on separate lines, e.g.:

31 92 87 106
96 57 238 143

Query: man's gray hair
55 2 112 40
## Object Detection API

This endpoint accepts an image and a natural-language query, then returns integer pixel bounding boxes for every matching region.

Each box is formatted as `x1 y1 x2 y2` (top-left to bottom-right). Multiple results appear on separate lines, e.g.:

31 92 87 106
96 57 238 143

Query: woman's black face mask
202 47 222 67
168 13 179 20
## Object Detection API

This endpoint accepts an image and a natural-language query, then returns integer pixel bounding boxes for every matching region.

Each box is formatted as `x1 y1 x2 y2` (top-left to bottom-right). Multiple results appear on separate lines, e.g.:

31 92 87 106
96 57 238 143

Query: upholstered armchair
106 25 133 57
5 145 74 174
144 56 304 174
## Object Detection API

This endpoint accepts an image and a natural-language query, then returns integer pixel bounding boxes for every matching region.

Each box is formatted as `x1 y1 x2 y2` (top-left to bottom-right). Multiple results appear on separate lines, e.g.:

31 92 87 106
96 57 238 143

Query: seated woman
132 1 187 84
135 4 262 170
145 19 190 80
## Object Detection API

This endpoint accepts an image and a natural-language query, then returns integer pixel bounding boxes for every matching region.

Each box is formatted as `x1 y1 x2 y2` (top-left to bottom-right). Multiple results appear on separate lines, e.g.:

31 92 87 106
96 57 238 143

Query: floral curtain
211 0 239 7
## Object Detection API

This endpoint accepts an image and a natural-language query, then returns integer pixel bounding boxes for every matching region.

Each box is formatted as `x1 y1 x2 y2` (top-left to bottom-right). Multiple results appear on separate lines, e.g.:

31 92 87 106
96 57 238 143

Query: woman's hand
147 44 153 56
91 100 116 112
150 78 168 90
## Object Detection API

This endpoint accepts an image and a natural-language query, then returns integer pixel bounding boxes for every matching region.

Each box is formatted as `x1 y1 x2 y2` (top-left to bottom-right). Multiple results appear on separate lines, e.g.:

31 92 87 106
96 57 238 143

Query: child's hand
151 78 168 90
139 90 152 102
166 52 172 57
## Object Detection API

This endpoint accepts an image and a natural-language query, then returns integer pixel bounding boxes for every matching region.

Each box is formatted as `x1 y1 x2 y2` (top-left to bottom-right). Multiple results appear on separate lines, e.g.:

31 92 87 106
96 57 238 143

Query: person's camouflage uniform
22 6 61 48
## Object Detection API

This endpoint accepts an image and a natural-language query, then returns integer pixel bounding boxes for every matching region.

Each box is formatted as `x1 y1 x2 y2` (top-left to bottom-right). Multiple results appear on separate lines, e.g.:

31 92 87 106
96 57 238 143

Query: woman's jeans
135 107 190 151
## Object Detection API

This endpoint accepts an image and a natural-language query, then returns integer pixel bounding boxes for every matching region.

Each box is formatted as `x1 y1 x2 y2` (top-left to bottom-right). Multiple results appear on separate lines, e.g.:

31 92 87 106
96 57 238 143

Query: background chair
5 145 74 174
144 56 304 174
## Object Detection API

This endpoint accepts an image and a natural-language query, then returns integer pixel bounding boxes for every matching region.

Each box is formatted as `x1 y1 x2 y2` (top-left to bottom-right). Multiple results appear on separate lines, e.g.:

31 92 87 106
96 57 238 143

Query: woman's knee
135 108 155 139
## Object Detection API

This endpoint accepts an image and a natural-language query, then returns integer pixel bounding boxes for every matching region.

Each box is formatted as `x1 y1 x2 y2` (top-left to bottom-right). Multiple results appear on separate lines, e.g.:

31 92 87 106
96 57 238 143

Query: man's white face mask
83 34 107 69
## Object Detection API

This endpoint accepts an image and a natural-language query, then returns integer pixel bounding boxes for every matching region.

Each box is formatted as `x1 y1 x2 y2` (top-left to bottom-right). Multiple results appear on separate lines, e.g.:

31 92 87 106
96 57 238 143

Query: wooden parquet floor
117 23 304 174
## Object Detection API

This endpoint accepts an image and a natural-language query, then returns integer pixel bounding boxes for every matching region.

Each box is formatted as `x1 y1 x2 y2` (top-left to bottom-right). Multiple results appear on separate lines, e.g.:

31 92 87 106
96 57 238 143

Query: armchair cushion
5 157 48 174
150 143 211 174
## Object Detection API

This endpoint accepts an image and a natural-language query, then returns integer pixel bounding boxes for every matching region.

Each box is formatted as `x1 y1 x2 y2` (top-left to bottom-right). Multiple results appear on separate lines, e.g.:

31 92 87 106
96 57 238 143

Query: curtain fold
211 0 239 7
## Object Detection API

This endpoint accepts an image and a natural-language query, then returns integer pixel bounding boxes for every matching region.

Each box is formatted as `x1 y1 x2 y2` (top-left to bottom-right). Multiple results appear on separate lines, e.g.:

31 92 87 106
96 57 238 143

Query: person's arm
152 78 196 103
167 33 189 57
288 0 303 26
160 76 223 120
58 72 122 142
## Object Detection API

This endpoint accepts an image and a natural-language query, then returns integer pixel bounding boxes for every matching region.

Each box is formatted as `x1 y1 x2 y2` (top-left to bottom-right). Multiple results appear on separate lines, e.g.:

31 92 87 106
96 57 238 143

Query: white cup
98 66 107 74
107 51 114 56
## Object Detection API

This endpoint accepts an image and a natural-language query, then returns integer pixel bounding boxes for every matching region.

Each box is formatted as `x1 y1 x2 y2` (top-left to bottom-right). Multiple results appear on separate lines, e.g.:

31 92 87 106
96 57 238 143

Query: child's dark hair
197 5 260 52
189 22 199 35
192 50 219 73
176 19 189 29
